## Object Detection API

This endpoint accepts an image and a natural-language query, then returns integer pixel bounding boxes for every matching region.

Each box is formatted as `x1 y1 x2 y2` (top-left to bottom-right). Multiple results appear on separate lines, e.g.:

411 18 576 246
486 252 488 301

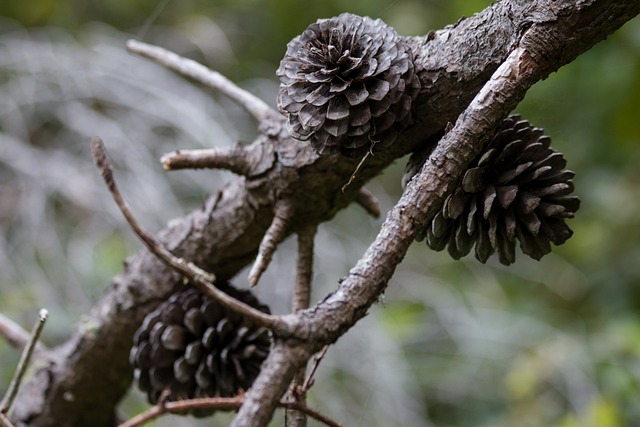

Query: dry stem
354 187 381 218
126 39 280 124
160 146 250 174
118 396 340 427
287 225 317 427
0 312 47 354
0 309 48 417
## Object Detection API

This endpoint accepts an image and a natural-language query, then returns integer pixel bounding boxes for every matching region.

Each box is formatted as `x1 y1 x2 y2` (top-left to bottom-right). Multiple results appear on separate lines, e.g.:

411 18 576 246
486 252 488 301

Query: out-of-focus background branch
0 1 639 426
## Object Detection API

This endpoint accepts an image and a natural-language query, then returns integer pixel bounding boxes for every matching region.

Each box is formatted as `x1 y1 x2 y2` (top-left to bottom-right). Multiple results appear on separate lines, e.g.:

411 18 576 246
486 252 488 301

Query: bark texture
10 0 640 426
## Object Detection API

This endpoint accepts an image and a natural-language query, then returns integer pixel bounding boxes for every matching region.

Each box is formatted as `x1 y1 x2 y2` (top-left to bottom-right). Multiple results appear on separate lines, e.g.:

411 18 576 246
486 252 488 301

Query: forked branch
90 137 287 333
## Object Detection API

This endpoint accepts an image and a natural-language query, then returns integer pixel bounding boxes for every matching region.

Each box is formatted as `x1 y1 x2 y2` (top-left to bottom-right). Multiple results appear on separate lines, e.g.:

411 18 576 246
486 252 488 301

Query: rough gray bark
10 0 640 426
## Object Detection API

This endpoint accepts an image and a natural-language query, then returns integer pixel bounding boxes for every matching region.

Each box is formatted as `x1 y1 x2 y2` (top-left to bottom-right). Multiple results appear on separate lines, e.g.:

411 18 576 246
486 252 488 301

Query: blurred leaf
381 300 426 340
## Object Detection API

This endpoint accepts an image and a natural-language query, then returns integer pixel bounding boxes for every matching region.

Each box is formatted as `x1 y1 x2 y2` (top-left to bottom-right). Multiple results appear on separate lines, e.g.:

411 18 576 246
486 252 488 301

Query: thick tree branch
10 1 639 426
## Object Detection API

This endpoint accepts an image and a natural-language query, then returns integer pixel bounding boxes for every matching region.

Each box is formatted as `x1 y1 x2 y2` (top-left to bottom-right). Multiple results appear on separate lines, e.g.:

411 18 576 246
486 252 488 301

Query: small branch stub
161 140 275 177
354 187 381 218
0 309 48 417
160 146 252 175
248 200 295 287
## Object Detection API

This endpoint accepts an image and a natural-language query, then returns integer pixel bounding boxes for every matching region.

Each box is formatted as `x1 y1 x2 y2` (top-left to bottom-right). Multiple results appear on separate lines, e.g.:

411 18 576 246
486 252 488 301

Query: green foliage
0 1 639 426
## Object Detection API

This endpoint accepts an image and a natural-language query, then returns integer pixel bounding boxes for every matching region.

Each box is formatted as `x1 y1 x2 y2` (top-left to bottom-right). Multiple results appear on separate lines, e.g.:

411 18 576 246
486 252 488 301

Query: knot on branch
277 12 421 156
417 115 580 265
130 283 272 412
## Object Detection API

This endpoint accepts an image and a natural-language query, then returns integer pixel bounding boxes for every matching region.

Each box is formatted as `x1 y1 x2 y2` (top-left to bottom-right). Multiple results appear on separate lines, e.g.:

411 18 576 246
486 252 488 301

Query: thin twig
118 395 340 427
90 137 286 333
341 151 371 192
293 225 316 313
301 345 329 394
288 225 317 427
248 199 295 287
0 412 16 427
126 39 280 124
0 309 48 416
0 312 47 354
354 187 380 218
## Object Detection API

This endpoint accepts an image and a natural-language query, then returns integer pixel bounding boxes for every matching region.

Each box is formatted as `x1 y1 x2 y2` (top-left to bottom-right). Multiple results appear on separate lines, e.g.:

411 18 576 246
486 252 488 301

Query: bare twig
301 345 329 394
126 39 280 124
0 309 48 416
0 312 47 354
293 225 316 313
0 412 17 427
117 395 340 427
341 151 371 192
288 225 317 427
248 200 295 287
90 137 287 333
354 187 380 218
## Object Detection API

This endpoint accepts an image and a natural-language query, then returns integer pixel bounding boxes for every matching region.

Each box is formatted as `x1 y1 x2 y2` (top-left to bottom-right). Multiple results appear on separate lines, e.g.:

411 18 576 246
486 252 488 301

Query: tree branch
354 187 381 218
230 1 640 424
118 395 340 427
0 312 46 354
10 1 639 426
90 137 287 333
248 199 295 287
287 225 317 427
161 140 276 177
1 309 48 417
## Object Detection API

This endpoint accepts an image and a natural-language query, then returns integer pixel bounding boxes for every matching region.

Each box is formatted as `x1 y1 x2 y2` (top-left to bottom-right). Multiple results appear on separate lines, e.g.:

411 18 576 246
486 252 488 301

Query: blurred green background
1 1 639 426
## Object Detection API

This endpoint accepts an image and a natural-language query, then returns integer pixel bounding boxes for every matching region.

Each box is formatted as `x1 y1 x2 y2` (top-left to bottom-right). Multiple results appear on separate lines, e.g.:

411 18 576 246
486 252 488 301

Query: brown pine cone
421 115 580 265
130 283 271 410
277 12 420 156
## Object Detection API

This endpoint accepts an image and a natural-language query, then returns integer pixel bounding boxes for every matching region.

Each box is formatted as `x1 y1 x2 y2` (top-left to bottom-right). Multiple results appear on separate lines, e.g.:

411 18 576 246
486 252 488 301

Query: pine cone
277 13 420 156
130 283 271 410
422 115 580 265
